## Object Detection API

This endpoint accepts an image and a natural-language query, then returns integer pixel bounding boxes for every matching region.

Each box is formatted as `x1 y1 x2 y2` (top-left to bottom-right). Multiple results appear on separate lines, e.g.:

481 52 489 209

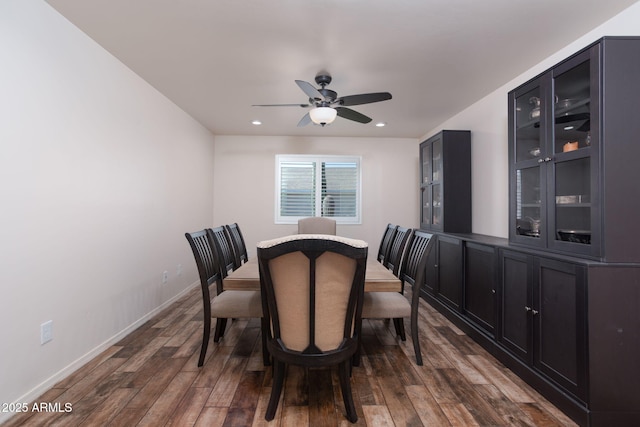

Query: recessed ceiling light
375 122 386 127
252 120 262 125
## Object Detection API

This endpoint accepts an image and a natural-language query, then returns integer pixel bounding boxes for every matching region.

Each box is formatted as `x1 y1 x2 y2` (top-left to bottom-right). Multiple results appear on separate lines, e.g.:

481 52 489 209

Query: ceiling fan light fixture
309 106 337 126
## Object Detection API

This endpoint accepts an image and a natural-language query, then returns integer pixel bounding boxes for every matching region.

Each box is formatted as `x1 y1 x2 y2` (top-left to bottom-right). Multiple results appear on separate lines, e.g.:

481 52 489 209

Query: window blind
276 155 361 224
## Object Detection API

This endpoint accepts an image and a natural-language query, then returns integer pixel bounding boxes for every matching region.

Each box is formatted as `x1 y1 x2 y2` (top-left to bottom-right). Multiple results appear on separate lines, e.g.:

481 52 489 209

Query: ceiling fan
252 73 392 127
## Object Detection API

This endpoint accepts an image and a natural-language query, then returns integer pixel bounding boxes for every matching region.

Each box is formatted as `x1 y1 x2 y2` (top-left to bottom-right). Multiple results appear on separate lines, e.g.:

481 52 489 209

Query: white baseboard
0 281 199 425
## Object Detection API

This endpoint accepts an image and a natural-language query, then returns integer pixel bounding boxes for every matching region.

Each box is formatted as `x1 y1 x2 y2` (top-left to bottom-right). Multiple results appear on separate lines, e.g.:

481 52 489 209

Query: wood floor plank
361 405 394 427
439 402 480 426
437 368 505 426
405 384 452 426
367 352 423 426
206 357 248 407
251 386 282 427
117 335 171 373
438 342 489 385
194 407 228 427
191 346 233 387
125 357 187 410
166 386 213 426
164 319 200 347
229 370 264 410
77 387 138 425
474 383 538 427
283 365 308 407
281 405 309 426
135 371 198 426
467 354 536 403
308 369 338 427
105 407 149 426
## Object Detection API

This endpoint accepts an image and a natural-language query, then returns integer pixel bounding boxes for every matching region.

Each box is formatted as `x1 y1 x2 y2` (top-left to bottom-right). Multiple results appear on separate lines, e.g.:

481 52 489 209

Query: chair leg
339 359 358 423
411 312 422 366
393 318 406 341
265 360 285 421
213 318 227 342
198 315 211 367
261 318 271 366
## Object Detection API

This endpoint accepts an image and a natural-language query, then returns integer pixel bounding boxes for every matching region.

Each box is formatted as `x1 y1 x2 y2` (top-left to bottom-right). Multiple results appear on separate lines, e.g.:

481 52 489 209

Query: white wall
422 1 640 239
0 0 215 418
212 136 419 254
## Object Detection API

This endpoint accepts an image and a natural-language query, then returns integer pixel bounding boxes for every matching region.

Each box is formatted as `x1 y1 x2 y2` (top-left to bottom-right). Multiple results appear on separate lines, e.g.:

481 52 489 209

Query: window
276 155 361 224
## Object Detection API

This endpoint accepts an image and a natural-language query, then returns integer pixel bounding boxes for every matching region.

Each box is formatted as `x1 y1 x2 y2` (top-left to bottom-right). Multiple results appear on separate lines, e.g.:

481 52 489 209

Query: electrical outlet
41 320 53 345
176 264 182 276
162 270 169 284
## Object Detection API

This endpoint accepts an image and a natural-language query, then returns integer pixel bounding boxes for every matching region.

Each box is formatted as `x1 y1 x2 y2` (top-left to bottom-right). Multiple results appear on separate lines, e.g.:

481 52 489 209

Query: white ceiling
46 0 638 139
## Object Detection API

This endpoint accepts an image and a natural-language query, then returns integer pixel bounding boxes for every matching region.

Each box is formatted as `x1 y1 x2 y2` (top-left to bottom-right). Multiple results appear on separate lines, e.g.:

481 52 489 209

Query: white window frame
275 154 362 225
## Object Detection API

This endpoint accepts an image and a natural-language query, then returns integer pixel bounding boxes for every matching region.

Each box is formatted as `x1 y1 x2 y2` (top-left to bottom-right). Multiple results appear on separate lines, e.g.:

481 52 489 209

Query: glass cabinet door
431 137 443 228
420 143 432 227
551 57 593 249
420 137 443 229
513 84 544 244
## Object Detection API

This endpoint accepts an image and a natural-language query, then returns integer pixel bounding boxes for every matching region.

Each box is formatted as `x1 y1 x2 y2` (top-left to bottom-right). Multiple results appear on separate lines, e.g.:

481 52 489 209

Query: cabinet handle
544 157 552 162
525 306 532 312
491 289 496 294
537 158 545 163
532 309 539 315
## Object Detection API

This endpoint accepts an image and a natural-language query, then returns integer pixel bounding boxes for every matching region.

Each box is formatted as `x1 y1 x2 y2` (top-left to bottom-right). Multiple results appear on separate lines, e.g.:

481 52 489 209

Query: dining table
224 257 401 292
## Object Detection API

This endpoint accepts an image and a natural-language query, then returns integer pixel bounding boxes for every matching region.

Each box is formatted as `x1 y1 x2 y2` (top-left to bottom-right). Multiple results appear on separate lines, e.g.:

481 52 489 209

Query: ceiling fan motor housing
314 74 332 87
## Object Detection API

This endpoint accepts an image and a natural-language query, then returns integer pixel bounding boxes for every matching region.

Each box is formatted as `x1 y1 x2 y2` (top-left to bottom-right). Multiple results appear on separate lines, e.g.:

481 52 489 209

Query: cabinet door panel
464 243 496 334
534 258 586 400
437 236 463 311
499 250 532 364
423 241 438 295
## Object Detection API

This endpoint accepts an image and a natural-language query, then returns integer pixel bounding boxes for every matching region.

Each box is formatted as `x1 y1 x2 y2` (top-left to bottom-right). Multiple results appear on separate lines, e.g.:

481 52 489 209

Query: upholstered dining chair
361 230 435 365
185 229 263 367
377 223 398 264
297 217 337 235
257 234 368 423
225 223 248 268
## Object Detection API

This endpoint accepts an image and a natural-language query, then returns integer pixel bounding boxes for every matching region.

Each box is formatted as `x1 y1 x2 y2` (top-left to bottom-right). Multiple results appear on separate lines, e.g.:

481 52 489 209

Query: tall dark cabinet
420 37 640 427
419 130 471 233
508 37 640 262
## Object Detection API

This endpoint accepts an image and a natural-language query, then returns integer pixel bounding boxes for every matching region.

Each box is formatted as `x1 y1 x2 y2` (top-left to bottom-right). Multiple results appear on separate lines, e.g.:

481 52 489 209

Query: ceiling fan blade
338 92 392 106
335 107 372 124
295 80 324 101
252 103 310 107
297 112 312 127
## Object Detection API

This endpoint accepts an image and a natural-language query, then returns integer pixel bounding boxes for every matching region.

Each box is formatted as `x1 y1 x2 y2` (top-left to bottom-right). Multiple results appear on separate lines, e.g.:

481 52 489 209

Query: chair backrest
399 230 435 299
225 223 248 268
385 226 413 276
209 226 236 277
297 217 337 235
185 229 224 300
257 235 367 354
377 223 397 263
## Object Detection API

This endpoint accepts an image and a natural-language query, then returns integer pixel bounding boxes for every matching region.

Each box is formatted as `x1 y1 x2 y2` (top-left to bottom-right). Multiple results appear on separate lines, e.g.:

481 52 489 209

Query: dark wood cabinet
464 243 497 336
435 235 463 311
499 250 531 362
534 257 587 401
498 250 587 401
508 37 640 262
420 130 471 233
420 37 640 426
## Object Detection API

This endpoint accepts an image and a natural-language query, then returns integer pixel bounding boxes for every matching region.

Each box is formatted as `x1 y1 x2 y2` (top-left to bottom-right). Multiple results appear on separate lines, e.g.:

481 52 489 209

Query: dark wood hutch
419 37 640 427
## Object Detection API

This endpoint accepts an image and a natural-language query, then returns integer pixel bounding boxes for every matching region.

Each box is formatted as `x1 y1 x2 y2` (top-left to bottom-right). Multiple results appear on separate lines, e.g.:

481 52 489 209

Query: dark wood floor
4 287 577 426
